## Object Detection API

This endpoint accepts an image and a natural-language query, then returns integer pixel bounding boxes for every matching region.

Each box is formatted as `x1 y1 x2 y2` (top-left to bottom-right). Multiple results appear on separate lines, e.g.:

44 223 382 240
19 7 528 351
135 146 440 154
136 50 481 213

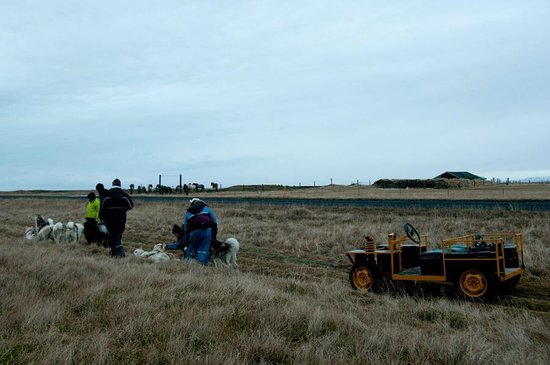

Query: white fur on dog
214 237 240 269
25 215 55 241
52 222 65 243
25 227 36 240
98 223 109 236
76 223 84 238
65 221 84 243
36 225 54 240
25 216 83 244
133 243 174 263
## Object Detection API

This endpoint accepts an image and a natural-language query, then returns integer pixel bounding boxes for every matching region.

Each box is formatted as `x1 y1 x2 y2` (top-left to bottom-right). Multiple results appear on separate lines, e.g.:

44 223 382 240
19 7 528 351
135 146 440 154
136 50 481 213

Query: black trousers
107 224 125 258
84 218 98 244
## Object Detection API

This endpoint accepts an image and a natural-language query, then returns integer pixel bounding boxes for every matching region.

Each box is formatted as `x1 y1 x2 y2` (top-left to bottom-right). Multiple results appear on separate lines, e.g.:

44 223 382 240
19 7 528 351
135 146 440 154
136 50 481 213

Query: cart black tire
403 223 421 243
349 264 378 291
456 270 491 300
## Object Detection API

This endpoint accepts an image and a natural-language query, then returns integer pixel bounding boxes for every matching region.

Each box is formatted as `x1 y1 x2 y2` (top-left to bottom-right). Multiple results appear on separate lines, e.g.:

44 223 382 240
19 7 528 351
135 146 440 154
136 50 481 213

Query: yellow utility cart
347 224 525 299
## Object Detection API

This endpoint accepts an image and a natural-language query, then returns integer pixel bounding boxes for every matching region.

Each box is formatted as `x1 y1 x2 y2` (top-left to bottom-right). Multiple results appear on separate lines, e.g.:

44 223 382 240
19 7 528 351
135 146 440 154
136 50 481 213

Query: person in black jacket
99 178 134 258
96 183 107 202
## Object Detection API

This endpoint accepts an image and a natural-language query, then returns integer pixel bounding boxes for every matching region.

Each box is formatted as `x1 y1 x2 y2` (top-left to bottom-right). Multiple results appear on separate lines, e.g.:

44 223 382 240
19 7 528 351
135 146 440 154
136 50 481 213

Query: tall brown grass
0 197 549 364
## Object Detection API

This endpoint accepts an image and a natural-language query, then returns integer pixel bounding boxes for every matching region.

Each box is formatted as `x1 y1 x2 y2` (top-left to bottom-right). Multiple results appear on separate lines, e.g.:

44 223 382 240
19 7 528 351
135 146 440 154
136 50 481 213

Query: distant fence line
1 194 550 211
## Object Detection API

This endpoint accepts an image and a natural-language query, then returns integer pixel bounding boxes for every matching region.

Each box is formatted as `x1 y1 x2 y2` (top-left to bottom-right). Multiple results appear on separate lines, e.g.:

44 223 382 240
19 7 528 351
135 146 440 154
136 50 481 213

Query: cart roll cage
441 232 525 278
347 231 524 283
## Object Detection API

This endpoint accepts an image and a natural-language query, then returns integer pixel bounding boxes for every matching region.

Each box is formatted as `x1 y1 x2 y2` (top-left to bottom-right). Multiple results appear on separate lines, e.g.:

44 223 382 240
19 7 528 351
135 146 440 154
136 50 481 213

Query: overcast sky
1 1 549 191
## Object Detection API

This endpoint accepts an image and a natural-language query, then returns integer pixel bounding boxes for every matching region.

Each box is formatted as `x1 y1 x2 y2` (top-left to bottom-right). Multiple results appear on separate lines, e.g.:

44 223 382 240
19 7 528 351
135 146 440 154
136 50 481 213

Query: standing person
182 198 218 265
95 182 110 248
100 178 134 258
96 183 107 201
84 192 100 244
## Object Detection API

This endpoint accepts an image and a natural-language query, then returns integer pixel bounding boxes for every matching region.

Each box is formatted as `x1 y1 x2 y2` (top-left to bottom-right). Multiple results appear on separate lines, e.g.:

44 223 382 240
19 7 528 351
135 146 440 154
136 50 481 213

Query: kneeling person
181 198 218 265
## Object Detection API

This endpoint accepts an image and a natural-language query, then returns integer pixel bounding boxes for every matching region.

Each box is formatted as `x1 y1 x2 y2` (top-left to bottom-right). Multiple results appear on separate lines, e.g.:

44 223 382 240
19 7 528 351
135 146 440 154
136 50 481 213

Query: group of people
84 178 218 265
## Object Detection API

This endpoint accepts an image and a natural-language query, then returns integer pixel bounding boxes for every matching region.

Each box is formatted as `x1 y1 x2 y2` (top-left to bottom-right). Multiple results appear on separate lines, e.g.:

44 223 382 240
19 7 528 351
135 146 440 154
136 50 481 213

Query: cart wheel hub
353 268 374 289
460 271 488 297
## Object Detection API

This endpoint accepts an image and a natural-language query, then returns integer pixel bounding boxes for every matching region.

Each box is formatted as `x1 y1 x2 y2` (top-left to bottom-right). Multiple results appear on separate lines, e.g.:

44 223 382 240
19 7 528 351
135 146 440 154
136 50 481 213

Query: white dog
52 222 65 244
38 225 54 240
65 221 84 243
25 226 47 241
25 215 55 241
211 237 240 269
133 243 176 263
25 225 55 241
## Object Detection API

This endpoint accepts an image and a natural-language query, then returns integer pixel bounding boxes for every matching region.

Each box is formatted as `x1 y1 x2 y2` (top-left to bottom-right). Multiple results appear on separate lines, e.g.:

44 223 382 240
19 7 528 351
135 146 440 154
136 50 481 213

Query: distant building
434 171 484 180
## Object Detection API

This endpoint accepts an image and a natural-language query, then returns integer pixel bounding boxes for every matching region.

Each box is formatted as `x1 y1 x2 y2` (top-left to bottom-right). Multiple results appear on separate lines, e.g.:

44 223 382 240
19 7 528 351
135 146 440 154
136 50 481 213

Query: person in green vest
84 192 100 244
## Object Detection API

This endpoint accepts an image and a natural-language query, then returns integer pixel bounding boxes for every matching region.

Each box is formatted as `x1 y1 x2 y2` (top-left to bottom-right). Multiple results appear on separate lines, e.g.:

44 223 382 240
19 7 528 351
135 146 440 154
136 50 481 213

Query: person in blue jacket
179 198 218 265
164 224 186 256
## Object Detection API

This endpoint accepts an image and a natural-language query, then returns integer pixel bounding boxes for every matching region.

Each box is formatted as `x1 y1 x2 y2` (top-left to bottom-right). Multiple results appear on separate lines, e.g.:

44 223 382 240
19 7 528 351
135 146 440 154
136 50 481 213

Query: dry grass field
1 190 549 364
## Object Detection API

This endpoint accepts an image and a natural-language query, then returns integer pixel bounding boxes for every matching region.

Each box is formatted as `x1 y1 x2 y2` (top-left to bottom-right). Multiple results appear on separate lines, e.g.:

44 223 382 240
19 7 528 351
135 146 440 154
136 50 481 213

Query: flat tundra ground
0 186 549 364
